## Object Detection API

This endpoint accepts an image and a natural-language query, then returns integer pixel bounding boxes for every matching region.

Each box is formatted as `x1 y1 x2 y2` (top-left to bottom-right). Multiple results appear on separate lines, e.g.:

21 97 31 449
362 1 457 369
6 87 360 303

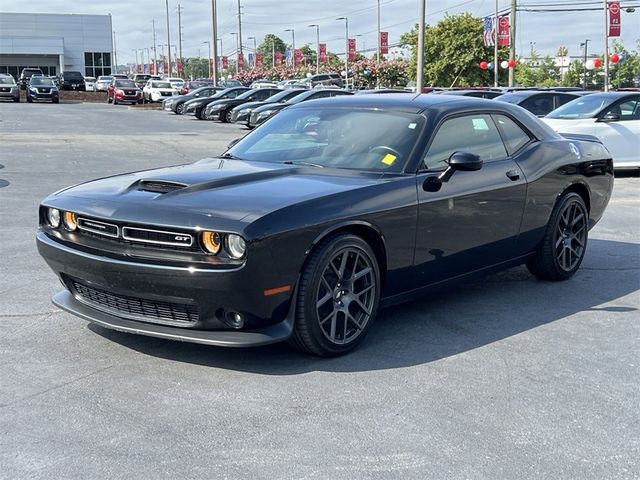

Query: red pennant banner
319 43 327 63
380 32 389 54
498 16 510 46
221 56 228 70
275 51 282 66
255 53 263 67
348 38 356 61
237 53 244 67
294 49 303 65
149 64 155 74
609 1 621 37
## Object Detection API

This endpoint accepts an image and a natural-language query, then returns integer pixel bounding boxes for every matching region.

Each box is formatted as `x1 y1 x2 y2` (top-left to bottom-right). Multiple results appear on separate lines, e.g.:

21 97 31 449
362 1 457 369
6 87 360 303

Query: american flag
483 16 495 46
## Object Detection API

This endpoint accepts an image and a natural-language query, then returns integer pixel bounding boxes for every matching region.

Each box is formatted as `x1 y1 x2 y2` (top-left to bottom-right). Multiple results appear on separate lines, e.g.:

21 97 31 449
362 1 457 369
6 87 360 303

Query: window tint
493 114 531 155
604 98 640 121
556 94 577 108
424 114 507 169
520 95 554 116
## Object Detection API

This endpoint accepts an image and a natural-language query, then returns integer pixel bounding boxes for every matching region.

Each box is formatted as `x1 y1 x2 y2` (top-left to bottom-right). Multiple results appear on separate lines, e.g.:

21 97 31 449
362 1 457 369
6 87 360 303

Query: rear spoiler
560 132 602 144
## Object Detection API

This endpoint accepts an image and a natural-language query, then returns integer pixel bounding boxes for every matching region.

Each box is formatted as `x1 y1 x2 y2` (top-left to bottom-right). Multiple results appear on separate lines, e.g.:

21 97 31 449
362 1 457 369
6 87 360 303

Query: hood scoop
137 180 188 194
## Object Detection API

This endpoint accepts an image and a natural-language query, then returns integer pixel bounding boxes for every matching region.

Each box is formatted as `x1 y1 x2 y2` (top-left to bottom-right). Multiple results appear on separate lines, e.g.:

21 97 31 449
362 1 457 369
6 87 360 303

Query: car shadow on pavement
89 238 639 373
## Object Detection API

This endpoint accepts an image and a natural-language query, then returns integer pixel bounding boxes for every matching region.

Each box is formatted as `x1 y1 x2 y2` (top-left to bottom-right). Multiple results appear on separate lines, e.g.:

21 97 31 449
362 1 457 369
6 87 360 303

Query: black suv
19 68 44 89
58 71 86 91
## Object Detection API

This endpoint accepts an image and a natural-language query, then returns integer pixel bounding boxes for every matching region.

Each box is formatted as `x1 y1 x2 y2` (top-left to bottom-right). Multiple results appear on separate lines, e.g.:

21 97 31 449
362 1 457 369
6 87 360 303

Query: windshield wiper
282 160 324 168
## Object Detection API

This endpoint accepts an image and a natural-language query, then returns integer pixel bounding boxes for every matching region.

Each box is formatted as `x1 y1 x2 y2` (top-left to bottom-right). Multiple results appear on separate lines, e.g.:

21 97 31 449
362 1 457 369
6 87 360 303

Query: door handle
506 170 520 181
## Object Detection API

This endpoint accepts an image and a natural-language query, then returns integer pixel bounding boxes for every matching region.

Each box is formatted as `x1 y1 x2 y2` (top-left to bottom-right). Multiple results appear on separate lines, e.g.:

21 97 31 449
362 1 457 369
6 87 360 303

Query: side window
521 95 554 116
556 94 576 108
604 98 640 121
424 114 507 170
493 114 532 156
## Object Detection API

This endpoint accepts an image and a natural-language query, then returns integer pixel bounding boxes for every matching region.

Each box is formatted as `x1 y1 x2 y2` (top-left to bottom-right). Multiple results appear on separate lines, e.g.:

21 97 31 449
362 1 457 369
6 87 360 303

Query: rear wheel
290 234 381 357
527 192 588 281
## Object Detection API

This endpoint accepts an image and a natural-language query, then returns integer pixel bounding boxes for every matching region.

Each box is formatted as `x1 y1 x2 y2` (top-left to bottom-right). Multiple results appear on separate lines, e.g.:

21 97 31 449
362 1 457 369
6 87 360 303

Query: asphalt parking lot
0 102 638 480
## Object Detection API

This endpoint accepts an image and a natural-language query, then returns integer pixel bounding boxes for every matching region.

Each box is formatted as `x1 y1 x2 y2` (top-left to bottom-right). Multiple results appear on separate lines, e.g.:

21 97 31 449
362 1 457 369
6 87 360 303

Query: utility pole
211 0 219 85
603 0 609 92
509 0 516 86
203 41 211 78
416 0 425 93
237 0 243 70
581 39 590 90
285 29 295 67
336 17 348 88
165 0 172 76
494 0 499 87
152 20 158 73
272 40 275 68
377 0 381 62
132 49 139 73
177 4 184 78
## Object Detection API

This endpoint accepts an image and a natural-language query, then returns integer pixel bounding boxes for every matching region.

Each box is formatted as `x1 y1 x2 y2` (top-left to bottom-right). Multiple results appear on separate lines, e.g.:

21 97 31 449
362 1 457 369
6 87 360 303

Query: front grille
122 226 193 247
1 87 9 92
71 279 199 326
161 91 172 96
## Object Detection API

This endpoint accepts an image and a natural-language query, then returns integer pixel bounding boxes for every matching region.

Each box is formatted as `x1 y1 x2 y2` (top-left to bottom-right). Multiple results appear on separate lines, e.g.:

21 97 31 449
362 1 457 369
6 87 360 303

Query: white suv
143 80 179 103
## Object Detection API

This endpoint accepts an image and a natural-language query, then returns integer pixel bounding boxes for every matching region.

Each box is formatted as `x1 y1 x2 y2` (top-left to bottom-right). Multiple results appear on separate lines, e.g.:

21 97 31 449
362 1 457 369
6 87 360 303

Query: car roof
496 90 579 100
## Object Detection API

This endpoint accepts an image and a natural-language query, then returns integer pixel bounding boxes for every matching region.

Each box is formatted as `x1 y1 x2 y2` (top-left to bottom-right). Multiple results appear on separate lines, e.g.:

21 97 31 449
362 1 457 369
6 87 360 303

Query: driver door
414 113 527 284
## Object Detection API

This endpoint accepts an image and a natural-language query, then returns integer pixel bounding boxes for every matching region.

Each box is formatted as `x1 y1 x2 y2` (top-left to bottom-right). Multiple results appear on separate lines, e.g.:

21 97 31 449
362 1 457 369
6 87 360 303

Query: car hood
45 158 387 234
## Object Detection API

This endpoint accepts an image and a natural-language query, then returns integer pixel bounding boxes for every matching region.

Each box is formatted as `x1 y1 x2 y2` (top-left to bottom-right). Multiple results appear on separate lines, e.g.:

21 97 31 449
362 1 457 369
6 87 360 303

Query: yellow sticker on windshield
382 153 397 165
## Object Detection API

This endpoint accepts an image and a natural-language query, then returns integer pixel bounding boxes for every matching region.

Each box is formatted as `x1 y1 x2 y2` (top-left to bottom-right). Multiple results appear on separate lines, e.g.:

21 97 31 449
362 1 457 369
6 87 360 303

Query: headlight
257 110 275 117
225 234 246 259
209 104 223 111
63 211 78 231
201 231 221 254
46 208 60 228
191 101 203 107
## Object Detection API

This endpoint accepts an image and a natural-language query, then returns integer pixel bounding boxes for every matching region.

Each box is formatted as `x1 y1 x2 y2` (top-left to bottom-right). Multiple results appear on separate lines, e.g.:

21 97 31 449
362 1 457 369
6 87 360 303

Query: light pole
165 0 172 77
529 41 536 58
580 39 590 90
247 36 257 67
377 0 381 62
202 41 211 78
336 17 348 88
132 49 139 73
356 34 365 56
211 0 219 86
308 24 320 73
416 0 425 93
144 48 150 73
284 29 295 67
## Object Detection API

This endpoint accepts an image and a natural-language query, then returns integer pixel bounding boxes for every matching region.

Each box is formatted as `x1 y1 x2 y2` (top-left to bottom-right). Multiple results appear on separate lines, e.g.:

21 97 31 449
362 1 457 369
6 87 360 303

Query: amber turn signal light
63 211 78 231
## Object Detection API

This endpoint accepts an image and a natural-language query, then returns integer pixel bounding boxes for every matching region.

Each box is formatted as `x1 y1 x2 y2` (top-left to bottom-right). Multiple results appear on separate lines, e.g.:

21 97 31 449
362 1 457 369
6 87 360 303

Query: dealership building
0 12 113 78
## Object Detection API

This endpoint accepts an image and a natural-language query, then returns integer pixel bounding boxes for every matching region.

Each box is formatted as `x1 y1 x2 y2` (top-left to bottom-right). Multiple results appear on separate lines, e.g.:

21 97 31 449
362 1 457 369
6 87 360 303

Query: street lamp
336 17 348 89
308 24 320 74
284 29 295 67
580 39 590 90
202 41 211 78
529 41 536 58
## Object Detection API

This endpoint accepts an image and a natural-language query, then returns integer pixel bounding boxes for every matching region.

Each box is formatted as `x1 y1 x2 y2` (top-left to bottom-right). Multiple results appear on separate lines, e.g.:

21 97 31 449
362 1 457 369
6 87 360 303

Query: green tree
610 39 640 88
514 52 561 86
300 44 316 66
400 12 510 87
257 34 287 69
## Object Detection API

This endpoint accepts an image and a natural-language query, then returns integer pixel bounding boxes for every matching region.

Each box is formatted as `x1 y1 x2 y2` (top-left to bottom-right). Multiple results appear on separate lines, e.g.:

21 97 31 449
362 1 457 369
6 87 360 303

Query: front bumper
37 230 296 347
0 91 19 100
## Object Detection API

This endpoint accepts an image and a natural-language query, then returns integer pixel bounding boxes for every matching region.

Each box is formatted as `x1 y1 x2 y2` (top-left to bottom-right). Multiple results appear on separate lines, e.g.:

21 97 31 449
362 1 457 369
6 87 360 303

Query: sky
1 0 639 64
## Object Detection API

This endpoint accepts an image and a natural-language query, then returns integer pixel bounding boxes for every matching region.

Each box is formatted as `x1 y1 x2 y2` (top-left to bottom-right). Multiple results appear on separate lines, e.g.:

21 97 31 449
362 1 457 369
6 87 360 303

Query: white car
95 76 114 92
167 77 185 89
543 92 640 169
143 80 179 102
85 76 96 92
250 79 278 88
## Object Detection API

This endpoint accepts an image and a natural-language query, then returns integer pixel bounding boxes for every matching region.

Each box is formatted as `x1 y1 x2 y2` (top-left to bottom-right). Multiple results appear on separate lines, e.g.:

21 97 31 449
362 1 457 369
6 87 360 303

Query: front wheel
175 102 185 114
221 109 232 123
290 234 381 357
527 192 588 281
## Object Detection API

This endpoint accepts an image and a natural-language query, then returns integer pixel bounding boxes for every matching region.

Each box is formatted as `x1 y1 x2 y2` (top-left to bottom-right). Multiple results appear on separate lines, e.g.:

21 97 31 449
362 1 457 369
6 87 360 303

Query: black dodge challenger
37 94 613 356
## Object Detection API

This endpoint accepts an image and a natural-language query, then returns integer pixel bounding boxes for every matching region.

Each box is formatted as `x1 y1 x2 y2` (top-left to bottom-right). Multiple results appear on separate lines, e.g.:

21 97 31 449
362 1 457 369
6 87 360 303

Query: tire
137 99 143 104
175 102 185 114
106 96 111 104
113 97 118 105
52 98 59 104
527 192 588 281
13 97 20 103
289 234 381 357
27 96 33 103
196 108 205 120
221 109 232 123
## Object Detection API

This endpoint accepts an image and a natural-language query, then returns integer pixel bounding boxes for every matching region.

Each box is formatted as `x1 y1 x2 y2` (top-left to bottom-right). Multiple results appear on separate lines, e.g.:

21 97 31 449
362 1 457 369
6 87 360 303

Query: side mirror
423 151 482 192
227 138 241 149
598 112 620 122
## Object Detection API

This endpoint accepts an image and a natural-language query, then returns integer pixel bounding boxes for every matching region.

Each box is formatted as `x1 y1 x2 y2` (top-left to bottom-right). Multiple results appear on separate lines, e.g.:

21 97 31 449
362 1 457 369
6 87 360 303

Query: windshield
30 77 54 86
223 80 243 87
115 80 137 88
268 89 305 103
236 89 259 100
546 95 617 119
152 82 172 88
64 72 83 79
98 76 113 82
227 107 425 172
494 93 529 104
0 76 16 85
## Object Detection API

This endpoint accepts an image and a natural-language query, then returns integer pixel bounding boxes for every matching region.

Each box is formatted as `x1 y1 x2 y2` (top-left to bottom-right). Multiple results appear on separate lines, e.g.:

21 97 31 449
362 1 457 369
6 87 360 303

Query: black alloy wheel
290 234 380 356
224 109 233 123
527 192 588 281
176 102 185 114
